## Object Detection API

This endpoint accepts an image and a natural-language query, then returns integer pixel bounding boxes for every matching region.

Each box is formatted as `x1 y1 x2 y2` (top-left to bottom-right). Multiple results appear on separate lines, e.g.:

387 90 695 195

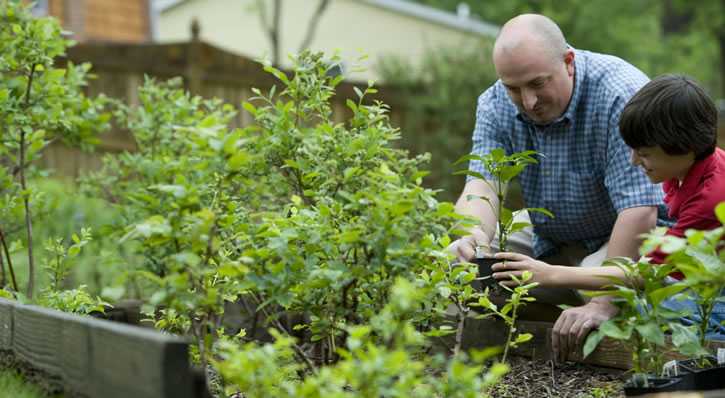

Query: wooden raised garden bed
0 298 207 398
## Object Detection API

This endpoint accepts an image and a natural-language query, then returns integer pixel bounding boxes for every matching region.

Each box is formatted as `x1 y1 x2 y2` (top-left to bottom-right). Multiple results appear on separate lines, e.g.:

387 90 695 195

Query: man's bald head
491 14 575 125
493 14 567 64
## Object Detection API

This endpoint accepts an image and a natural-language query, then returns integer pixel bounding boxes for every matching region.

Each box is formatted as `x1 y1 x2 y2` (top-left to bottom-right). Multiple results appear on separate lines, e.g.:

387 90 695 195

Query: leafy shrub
216 278 509 398
0 0 109 297
584 202 725 379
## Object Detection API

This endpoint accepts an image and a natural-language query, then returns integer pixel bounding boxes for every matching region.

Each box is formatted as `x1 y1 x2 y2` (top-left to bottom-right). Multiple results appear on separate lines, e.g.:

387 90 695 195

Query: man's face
630 146 694 184
494 46 575 125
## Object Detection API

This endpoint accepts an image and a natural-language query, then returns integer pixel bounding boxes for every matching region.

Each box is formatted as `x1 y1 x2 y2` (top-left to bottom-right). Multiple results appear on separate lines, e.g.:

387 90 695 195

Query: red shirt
649 148 725 272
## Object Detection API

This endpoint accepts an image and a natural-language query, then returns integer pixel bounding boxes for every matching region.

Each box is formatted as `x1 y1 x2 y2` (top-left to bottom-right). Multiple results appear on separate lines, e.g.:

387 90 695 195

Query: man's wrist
468 227 492 247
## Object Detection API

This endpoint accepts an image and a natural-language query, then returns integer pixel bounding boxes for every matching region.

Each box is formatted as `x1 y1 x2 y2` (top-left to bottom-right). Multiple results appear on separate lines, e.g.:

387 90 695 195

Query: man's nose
522 89 537 111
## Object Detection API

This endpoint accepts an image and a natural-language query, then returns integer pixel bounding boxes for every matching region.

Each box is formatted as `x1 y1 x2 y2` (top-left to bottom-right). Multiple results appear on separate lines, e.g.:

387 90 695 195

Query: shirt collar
516 47 585 127
668 148 721 193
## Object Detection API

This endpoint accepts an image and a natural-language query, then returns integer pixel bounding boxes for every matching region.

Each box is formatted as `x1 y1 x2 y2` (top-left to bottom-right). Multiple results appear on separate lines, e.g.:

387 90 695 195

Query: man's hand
491 252 555 287
447 228 491 262
552 299 618 363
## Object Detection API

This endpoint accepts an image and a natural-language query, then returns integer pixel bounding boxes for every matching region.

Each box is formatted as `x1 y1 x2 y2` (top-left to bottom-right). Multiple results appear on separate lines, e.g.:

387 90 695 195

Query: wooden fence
0 298 204 398
44 36 725 180
46 36 407 178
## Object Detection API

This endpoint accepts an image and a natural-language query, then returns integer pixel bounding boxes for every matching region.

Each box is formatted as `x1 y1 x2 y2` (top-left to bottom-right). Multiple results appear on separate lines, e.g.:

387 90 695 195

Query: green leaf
599 321 632 340
715 202 725 225
513 333 532 345
453 154 484 166
648 283 687 307
353 86 363 99
635 323 665 346
583 330 604 358
227 152 249 171
525 207 555 219
242 101 257 115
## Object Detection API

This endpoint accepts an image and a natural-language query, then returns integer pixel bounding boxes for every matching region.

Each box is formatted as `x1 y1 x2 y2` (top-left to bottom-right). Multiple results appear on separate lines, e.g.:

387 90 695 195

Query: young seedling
473 270 538 363
454 148 553 285
639 202 725 367
583 256 685 383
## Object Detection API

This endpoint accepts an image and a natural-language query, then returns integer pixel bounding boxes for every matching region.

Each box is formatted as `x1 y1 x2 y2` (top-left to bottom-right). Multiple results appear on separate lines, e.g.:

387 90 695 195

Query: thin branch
0 227 18 292
0 239 5 288
250 293 317 374
256 0 281 67
21 63 38 298
453 298 467 356
297 0 330 52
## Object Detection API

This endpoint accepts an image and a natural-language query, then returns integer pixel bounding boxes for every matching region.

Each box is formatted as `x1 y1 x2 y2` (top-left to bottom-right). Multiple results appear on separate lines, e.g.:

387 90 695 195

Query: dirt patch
491 355 625 398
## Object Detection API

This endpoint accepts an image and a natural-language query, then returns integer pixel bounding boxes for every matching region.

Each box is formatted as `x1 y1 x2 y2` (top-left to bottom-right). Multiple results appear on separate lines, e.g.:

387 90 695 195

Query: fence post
186 17 203 95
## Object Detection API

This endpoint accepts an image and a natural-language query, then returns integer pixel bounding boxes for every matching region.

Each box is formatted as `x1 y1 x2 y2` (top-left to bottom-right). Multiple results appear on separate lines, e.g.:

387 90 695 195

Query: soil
491 355 625 398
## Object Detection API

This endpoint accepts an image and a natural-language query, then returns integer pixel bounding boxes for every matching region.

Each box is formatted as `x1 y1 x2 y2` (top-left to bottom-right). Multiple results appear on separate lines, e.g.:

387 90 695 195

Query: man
448 14 667 362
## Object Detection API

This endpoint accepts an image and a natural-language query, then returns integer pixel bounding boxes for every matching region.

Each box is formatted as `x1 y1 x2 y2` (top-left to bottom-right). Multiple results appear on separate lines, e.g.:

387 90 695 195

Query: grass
0 369 62 398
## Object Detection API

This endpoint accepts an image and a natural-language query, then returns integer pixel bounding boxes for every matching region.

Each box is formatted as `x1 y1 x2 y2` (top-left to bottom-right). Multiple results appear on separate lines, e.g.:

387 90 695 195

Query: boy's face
630 146 695 183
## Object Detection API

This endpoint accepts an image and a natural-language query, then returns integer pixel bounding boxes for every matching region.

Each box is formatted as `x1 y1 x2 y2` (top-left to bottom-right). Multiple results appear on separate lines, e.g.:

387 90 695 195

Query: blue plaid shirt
468 48 668 258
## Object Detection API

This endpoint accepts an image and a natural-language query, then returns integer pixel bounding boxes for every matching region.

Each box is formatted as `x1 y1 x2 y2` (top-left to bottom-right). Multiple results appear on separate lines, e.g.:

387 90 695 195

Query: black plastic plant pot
676 358 725 391
473 256 498 288
623 376 690 396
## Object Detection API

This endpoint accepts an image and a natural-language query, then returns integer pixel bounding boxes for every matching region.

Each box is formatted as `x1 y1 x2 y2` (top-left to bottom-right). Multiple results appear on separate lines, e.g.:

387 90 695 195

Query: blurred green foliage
414 0 723 96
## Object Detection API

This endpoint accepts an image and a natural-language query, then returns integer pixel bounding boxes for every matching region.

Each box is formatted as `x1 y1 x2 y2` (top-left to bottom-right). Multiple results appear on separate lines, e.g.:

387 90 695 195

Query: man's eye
531 80 545 88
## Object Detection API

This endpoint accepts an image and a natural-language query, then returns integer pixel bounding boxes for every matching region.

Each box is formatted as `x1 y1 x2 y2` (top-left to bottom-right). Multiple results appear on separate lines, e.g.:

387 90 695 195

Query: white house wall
156 0 490 82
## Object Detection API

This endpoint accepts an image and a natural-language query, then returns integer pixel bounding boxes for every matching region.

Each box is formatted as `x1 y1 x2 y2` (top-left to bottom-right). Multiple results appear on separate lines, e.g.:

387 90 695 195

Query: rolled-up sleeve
467 88 508 182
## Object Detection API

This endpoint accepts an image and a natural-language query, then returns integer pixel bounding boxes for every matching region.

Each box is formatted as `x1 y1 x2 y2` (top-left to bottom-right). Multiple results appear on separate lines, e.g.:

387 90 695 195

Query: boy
491 74 725 342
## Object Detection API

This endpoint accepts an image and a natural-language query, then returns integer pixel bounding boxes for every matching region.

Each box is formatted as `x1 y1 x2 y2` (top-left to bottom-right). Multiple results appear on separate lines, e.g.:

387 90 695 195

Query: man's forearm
455 179 500 244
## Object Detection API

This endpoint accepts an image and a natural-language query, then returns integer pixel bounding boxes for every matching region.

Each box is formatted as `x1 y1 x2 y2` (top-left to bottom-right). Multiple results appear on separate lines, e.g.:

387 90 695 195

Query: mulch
490 355 625 398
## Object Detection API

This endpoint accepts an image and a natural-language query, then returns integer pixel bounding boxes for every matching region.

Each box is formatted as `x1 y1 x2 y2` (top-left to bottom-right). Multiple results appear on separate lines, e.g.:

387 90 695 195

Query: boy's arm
491 252 630 290
605 206 658 260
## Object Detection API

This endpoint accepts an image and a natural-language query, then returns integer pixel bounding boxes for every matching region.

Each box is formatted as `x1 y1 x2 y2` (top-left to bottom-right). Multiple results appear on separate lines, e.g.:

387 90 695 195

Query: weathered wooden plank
88 318 193 398
13 305 65 377
0 298 15 350
59 316 92 394
461 316 725 370
460 317 554 360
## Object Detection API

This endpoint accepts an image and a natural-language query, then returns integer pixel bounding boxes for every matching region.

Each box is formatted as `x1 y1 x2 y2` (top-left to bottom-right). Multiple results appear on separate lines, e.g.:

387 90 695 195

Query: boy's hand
491 252 554 287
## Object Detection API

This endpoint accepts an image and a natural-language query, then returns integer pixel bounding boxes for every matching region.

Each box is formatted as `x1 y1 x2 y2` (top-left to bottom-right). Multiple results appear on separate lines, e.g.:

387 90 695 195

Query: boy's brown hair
619 74 717 160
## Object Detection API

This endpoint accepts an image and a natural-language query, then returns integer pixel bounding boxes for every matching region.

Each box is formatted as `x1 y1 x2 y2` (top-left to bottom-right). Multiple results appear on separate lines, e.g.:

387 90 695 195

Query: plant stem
21 64 37 299
453 299 467 356
251 293 317 374
501 297 519 363
0 244 5 288
0 227 17 292
699 299 716 351
496 176 506 252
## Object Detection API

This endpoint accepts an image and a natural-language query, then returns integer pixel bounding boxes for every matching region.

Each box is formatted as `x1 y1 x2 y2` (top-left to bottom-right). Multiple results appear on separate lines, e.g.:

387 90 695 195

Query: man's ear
564 49 575 76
